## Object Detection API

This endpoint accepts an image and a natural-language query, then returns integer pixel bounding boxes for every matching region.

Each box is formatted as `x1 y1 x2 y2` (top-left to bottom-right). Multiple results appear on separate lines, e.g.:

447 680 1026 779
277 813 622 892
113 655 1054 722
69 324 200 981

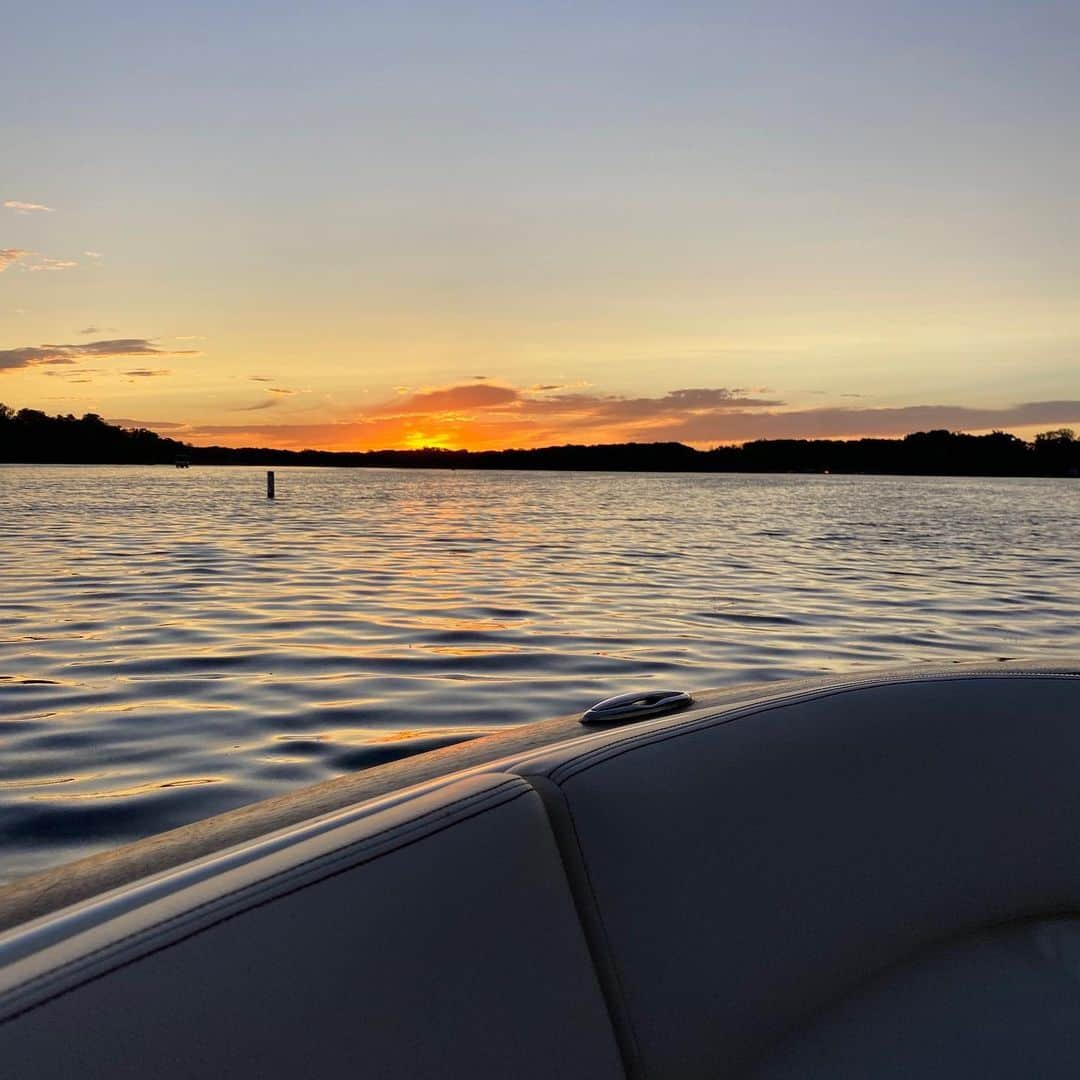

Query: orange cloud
0 248 30 272
187 414 533 452
1 250 81 273
181 381 771 450
178 381 1080 453
370 383 521 415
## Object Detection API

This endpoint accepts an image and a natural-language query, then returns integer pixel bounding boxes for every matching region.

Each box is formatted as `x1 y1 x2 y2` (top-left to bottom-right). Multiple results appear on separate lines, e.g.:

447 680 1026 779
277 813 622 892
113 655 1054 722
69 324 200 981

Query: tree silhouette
1 402 1077 476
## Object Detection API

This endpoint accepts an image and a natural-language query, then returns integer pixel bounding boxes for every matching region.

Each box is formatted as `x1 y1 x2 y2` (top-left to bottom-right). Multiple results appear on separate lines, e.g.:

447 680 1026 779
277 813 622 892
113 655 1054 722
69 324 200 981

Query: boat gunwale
1 659 1076 942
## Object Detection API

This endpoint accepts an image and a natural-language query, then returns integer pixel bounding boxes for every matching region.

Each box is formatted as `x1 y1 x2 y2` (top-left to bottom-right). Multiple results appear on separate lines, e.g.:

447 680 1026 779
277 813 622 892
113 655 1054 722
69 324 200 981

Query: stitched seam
551 682 867 780
552 671 1080 780
1 779 522 1005
547 775 647 1078
551 672 1080 783
559 670 1080 778
0 779 524 1012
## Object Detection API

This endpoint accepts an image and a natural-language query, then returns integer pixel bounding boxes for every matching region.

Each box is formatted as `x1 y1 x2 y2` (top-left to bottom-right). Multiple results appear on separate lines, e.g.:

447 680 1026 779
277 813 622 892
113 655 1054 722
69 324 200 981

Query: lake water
2 466 1078 883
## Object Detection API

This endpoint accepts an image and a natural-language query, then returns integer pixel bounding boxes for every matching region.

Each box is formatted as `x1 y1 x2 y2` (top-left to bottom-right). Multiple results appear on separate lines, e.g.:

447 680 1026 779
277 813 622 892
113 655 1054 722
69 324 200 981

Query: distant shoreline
2 404 1078 477
5 463 1079 483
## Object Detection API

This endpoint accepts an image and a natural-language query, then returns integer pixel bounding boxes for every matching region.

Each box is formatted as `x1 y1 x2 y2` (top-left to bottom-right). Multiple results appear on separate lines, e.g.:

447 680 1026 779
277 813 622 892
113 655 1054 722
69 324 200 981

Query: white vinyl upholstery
755 915 1080 1078
516 674 1080 1077
0 775 624 1079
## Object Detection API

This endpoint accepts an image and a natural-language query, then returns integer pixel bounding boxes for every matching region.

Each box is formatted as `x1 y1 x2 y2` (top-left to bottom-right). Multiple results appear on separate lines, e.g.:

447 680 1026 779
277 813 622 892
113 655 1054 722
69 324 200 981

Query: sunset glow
3 2 1078 449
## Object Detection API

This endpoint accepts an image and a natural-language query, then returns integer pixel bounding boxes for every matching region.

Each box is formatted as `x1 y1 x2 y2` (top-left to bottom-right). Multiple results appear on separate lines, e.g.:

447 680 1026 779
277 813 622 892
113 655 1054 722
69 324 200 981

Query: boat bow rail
2 661 1080 1078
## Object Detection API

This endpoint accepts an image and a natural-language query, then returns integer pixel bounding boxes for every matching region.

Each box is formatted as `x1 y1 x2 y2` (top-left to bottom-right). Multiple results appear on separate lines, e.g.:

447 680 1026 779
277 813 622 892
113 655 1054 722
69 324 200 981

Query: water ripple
1 465 1078 882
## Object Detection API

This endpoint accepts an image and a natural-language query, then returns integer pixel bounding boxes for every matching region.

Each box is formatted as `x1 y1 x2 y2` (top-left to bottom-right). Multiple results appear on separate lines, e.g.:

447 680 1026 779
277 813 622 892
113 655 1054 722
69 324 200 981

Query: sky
2 1 1078 450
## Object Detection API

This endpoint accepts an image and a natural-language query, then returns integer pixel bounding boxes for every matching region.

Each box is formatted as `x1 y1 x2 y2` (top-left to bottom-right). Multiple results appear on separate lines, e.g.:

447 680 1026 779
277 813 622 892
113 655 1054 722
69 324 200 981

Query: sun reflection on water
1 465 1079 881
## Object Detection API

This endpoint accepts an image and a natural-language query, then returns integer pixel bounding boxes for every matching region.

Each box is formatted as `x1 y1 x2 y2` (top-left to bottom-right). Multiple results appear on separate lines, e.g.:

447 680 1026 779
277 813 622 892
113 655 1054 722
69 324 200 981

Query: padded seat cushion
0 775 625 1080
517 675 1080 1078
755 916 1080 1078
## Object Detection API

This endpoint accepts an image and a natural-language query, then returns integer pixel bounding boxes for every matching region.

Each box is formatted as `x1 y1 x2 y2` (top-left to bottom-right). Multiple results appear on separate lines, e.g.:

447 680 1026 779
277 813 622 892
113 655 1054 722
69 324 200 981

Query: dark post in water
267 470 275 499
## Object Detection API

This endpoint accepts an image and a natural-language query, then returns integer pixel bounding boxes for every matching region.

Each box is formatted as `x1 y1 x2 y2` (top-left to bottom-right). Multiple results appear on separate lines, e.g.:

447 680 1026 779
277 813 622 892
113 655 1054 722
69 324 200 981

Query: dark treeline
2 403 1078 476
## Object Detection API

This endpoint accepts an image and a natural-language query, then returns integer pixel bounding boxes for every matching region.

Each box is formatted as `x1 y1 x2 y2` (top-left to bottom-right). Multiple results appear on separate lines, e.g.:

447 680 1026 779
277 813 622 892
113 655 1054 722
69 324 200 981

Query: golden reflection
0 776 79 790
414 644 523 656
31 777 224 800
399 617 529 632
373 728 485 743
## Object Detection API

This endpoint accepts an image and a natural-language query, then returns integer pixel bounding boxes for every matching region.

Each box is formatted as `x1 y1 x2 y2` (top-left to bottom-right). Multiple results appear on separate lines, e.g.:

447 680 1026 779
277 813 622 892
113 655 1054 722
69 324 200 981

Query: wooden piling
267 470 275 499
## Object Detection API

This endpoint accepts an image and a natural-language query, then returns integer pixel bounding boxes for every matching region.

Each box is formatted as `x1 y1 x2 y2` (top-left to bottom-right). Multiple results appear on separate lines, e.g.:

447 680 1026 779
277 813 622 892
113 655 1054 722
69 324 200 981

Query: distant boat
2 662 1079 1077
174 454 191 469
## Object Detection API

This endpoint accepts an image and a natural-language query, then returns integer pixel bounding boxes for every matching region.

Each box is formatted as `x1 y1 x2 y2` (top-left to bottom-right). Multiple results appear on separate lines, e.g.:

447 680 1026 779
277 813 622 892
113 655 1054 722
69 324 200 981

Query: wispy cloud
648 401 1080 444
4 200 53 214
123 368 172 377
108 417 188 431
28 257 77 272
72 339 199 358
242 379 299 400
83 250 103 259
0 249 30 272
2 250 80 273
0 337 200 373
